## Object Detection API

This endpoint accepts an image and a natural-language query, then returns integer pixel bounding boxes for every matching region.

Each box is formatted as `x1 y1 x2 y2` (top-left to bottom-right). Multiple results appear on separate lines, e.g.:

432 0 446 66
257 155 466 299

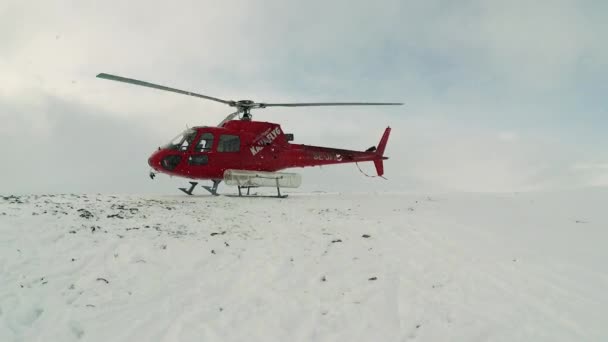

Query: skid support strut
201 180 222 196
237 186 253 196
235 178 286 198
275 178 284 198
179 182 198 195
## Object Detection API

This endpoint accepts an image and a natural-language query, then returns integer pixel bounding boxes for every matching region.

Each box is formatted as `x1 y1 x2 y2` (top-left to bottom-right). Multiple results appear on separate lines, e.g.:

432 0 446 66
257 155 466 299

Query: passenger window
218 134 240 152
195 133 214 152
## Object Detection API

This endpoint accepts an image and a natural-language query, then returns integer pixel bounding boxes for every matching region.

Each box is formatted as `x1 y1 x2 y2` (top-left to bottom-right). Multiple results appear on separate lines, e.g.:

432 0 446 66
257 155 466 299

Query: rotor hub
233 100 255 108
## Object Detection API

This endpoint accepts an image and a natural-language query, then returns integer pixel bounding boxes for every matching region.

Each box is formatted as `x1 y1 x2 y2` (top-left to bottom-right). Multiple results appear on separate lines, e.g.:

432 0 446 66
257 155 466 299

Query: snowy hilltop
1 190 607 341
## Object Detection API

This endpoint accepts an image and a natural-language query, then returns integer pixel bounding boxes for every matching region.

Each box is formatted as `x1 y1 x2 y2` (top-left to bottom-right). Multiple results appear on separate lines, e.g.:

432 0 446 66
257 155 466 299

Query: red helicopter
97 73 402 197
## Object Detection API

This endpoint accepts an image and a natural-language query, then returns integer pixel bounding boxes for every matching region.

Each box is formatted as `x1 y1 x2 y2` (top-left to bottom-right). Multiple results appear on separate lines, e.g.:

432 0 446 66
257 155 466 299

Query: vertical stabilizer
374 127 391 176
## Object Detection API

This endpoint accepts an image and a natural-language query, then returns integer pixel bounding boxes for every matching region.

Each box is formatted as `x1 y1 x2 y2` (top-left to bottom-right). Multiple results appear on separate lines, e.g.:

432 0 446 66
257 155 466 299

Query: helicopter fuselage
148 120 389 180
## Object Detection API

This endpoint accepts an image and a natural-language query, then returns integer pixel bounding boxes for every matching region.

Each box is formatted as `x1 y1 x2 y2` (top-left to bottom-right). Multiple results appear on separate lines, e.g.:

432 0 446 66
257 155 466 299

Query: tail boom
283 126 391 177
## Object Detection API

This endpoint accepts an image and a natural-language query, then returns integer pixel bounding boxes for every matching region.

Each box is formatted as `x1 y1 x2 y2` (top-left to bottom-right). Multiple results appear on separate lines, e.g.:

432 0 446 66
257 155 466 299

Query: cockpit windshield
163 129 197 151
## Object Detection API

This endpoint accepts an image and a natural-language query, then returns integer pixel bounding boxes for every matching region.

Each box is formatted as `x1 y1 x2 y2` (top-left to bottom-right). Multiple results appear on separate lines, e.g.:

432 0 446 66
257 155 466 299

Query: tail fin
373 127 391 176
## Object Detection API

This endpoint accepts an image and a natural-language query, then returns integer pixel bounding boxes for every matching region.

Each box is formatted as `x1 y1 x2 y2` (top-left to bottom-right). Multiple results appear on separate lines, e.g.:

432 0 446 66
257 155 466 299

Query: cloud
0 0 606 194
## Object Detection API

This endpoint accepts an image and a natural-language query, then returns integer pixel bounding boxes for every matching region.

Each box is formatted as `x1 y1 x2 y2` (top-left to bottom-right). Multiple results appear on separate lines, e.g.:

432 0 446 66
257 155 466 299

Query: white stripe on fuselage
250 127 282 156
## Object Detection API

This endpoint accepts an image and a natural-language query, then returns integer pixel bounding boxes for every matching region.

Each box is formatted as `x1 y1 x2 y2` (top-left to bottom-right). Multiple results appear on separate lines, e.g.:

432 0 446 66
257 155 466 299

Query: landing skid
236 178 287 198
179 179 286 198
179 180 221 196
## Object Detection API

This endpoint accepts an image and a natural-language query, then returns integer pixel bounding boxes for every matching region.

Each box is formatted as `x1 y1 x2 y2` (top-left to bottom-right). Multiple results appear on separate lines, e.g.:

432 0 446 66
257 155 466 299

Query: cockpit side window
163 129 197 151
195 133 214 152
218 134 240 152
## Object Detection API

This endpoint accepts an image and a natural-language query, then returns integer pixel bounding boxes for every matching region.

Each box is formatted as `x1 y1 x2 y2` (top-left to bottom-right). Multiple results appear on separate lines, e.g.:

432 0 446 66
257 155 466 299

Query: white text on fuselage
250 127 282 156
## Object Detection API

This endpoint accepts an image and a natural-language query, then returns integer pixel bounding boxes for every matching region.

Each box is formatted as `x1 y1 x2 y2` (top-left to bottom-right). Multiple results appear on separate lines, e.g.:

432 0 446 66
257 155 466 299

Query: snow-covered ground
1 189 607 341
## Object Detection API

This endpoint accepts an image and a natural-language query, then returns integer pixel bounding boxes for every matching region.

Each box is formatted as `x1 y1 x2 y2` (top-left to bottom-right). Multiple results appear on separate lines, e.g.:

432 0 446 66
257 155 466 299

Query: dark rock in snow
368 277 377 281
77 209 94 219
362 234 371 238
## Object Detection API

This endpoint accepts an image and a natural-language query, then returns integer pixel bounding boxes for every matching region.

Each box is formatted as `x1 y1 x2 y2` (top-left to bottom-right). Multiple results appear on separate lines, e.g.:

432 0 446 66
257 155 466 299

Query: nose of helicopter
148 149 163 170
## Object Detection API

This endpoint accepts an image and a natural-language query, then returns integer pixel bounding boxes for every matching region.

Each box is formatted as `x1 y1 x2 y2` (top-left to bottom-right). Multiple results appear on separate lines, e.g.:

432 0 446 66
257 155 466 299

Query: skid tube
236 177 287 198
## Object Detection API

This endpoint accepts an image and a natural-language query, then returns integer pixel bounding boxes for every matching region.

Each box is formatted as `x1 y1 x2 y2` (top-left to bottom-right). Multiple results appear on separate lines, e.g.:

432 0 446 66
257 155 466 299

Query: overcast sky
1 0 607 194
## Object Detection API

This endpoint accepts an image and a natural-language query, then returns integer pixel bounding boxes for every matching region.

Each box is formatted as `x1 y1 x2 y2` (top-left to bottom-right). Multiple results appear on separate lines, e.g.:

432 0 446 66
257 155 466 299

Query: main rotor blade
259 102 403 107
96 73 233 105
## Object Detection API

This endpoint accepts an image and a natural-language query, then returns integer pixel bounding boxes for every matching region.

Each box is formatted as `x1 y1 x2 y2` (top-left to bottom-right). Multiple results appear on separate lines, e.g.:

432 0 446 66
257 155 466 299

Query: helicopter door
188 132 214 167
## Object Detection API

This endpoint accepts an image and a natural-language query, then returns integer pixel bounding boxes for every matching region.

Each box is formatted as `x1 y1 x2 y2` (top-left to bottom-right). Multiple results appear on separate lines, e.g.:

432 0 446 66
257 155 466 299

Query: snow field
0 190 607 341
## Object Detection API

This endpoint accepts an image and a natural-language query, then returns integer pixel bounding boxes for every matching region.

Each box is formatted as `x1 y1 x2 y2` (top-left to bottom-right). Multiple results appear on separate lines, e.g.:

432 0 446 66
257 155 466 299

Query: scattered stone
77 209 94 219
211 249 216 254
160 244 167 250
107 214 124 219
210 231 226 236
362 234 371 238
2 195 24 204
368 277 377 281
224 241 230 247
96 277 109 284
86 304 96 308
331 239 342 243
69 230 77 234
321 275 327 282
416 324 421 329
